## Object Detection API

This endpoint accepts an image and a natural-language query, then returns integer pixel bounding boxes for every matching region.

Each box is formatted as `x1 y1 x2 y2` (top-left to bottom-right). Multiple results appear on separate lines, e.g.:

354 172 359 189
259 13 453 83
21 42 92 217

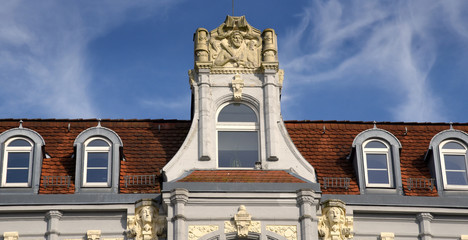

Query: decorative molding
416 212 434 222
318 199 353 240
231 75 244 101
3 232 19 240
224 205 261 237
380 232 394 240
45 210 63 220
87 230 101 240
126 199 166 240
188 225 219 240
266 225 297 240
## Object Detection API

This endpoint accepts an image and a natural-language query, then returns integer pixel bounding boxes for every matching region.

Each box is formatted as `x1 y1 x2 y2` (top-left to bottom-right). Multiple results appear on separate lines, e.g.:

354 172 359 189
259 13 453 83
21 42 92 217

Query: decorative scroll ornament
3 232 19 240
224 205 261 237
231 74 244 101
87 230 101 240
318 199 353 240
266 225 298 240
188 225 219 240
127 199 166 240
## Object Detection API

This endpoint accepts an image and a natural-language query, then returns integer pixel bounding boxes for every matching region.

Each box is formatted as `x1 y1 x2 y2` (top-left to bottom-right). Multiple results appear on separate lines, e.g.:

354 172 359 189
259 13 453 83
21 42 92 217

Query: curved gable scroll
74 126 123 193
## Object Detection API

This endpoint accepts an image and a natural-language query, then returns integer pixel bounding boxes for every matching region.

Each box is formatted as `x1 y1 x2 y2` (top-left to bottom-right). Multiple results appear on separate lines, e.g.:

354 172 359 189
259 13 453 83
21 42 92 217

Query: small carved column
417 213 433 240
297 189 320 240
194 28 209 62
171 188 189 240
262 29 278 62
45 210 63 240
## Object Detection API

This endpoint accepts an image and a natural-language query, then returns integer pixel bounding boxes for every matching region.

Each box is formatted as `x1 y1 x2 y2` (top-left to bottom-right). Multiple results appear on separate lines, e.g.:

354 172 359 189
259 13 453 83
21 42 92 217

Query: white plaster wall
431 216 468 239
0 212 47 239
353 213 419 239
59 211 126 239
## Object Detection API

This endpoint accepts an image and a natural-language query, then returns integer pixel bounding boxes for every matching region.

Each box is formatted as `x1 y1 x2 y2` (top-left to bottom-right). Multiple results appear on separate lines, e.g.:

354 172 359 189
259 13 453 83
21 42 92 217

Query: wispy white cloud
0 0 181 118
280 0 468 122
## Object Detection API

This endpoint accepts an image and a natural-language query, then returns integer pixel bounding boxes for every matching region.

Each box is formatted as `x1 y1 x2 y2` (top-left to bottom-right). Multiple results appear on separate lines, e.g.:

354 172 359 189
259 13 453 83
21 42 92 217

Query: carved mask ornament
318 199 353 240
127 199 166 240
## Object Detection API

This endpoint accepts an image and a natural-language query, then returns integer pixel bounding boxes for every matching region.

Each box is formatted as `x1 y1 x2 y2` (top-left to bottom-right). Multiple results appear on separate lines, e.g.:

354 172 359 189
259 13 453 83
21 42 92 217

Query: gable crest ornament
127 199 166 240
318 199 354 240
194 16 278 73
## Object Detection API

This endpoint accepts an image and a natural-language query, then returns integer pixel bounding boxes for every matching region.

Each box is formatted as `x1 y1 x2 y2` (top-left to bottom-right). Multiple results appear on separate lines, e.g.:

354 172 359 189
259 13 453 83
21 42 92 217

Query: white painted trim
82 137 111 187
362 139 392 188
439 140 468 190
1 137 33 187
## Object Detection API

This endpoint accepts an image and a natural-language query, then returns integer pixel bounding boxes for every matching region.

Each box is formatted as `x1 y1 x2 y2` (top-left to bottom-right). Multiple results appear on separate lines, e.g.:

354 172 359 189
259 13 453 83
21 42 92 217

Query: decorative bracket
231 75 244 102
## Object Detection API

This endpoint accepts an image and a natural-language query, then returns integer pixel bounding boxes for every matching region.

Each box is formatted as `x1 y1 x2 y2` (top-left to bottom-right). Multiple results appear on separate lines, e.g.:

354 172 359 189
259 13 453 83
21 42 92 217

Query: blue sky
1 0 467 123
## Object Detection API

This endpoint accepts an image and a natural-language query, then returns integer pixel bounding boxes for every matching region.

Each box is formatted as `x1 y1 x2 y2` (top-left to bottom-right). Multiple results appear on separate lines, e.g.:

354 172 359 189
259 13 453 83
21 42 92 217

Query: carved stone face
327 207 341 225
231 33 243 48
140 206 153 224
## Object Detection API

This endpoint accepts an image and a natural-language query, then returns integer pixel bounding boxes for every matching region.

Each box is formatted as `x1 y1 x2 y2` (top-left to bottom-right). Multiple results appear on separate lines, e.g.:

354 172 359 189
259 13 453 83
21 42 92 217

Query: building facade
1 16 468 240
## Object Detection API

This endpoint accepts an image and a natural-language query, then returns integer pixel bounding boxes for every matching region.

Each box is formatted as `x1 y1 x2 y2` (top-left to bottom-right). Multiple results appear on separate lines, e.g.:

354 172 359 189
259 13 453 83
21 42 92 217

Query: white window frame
439 140 468 190
362 139 393 188
216 102 260 169
1 137 33 187
82 137 111 187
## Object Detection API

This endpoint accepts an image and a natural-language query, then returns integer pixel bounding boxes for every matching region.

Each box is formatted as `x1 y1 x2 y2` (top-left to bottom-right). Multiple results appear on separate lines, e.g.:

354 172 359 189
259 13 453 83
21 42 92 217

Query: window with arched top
217 103 259 168
362 139 392 187
1 138 34 187
439 140 468 189
83 137 111 187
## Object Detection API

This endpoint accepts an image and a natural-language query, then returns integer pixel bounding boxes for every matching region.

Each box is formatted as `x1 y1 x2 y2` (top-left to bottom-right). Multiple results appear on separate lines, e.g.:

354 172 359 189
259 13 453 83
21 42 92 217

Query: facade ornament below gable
188 225 219 240
126 199 166 240
87 230 101 240
318 199 353 240
224 205 261 237
266 225 298 240
380 232 394 240
231 74 244 102
3 232 19 240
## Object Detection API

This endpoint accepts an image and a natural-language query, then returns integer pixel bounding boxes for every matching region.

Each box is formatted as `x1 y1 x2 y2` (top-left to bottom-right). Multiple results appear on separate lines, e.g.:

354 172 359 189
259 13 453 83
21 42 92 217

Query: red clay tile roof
177 170 306 183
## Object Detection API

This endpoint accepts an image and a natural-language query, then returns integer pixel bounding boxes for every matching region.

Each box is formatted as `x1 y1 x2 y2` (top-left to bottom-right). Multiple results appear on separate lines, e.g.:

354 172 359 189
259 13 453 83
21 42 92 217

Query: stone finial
87 230 101 240
3 232 19 240
194 28 209 62
262 28 277 62
318 199 353 240
127 199 166 240
231 75 244 101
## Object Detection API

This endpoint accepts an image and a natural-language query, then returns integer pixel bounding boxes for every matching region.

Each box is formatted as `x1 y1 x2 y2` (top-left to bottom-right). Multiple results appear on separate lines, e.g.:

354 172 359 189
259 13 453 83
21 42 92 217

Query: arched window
439 140 468 188
362 139 392 187
217 103 259 168
1 138 33 187
83 137 111 187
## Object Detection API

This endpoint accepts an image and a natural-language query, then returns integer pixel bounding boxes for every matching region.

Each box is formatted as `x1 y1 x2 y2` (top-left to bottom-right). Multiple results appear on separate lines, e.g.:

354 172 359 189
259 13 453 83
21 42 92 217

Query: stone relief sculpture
188 225 219 240
127 199 166 240
224 205 261 238
266 225 298 240
231 75 244 101
318 199 353 240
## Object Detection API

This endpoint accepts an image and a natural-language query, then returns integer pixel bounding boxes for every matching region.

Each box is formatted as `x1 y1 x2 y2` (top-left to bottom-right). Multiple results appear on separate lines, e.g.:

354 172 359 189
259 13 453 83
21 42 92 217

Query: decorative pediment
194 16 278 73
318 199 353 240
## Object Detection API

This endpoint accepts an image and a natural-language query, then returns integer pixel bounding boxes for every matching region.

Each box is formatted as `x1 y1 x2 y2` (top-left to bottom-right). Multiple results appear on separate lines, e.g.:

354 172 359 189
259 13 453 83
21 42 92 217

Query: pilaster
263 68 280 162
417 213 433 240
297 189 320 240
197 69 213 161
170 188 189 240
45 210 63 240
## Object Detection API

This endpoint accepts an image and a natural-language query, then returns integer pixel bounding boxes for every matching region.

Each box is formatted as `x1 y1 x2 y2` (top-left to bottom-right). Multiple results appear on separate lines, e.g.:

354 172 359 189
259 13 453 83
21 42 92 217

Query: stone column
45 210 63 240
171 188 189 240
417 213 433 240
297 189 319 240
198 69 212 161
263 69 280 162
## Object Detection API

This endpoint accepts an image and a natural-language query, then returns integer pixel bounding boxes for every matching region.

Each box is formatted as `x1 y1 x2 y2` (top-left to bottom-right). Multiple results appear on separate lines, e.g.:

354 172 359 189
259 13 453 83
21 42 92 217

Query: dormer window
363 139 392 187
439 140 468 189
83 137 111 187
217 103 259 168
2 138 33 187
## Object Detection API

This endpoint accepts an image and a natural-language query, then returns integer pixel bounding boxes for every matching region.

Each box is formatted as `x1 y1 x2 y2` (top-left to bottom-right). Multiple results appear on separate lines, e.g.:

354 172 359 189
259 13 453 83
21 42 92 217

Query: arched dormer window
428 129 468 194
216 103 259 168
0 127 45 193
352 128 402 194
74 126 122 193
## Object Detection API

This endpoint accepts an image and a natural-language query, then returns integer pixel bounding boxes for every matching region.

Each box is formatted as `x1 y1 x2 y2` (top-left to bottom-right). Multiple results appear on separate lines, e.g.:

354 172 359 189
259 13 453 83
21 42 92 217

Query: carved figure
234 205 252 237
318 199 353 240
231 75 244 101
127 200 166 240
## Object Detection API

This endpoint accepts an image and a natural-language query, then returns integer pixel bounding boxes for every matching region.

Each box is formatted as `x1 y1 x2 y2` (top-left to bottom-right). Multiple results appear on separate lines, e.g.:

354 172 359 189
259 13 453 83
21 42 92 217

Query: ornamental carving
127 199 166 240
266 225 297 240
194 16 279 73
3 232 19 240
224 205 261 237
188 225 219 240
380 232 394 240
318 199 353 240
231 75 244 101
87 230 101 240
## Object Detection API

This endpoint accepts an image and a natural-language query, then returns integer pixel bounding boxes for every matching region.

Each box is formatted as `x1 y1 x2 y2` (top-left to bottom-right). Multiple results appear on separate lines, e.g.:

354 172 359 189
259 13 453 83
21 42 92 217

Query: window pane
442 141 465 150
87 152 108 167
367 170 389 184
88 139 109 147
446 171 468 185
218 104 257 122
218 131 258 168
365 141 387 148
86 169 108 183
7 152 30 168
366 153 388 169
444 155 467 170
6 169 29 183
8 139 31 147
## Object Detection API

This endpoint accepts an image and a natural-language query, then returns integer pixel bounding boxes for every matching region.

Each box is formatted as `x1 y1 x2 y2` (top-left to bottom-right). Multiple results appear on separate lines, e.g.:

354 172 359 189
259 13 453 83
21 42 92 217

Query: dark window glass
367 170 390 184
218 131 258 168
365 141 387 148
442 141 465 150
218 104 257 122
444 155 467 170
6 169 29 183
7 152 30 168
366 153 388 169
86 169 108 183
446 172 468 185
88 139 109 147
87 152 108 167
